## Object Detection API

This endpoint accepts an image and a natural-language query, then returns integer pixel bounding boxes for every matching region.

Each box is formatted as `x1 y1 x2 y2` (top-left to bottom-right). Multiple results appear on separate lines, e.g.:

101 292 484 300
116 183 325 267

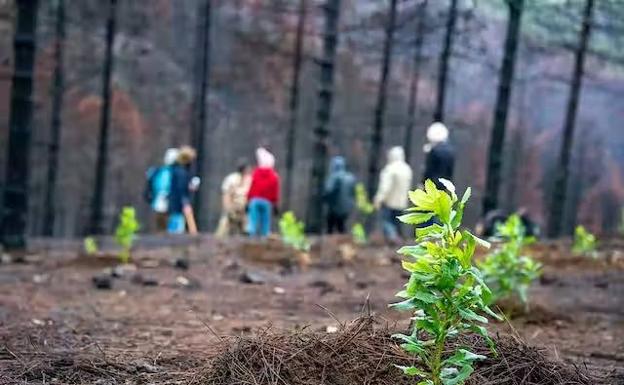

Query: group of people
323 122 454 242
145 146 281 237
144 121 456 241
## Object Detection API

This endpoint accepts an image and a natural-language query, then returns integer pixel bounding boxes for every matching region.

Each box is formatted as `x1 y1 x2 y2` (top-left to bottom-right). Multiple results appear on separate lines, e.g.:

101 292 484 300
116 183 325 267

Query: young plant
572 225 597 258
279 211 310 252
479 215 541 306
392 179 500 385
351 222 367 244
83 236 99 255
115 206 140 264
351 183 374 244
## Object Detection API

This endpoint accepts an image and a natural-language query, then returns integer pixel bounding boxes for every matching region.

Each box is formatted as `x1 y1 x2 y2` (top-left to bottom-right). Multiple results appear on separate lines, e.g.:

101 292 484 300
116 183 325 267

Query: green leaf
460 187 471 205
397 245 428 257
459 308 488 324
390 298 416 311
441 364 474 385
413 290 439 304
396 365 428 377
443 349 486 366
438 178 456 198
398 212 435 225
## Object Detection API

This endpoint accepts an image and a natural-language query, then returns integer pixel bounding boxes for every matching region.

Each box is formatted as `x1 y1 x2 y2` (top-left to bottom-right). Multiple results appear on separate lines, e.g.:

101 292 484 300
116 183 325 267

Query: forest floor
0 235 623 384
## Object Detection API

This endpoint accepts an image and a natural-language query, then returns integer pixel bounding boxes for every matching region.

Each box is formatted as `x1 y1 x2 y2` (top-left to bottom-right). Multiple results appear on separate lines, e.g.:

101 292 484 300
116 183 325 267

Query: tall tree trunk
43 0 65 237
482 0 524 216
404 0 428 165
0 0 39 250
305 0 341 233
89 0 117 235
433 0 458 123
190 0 212 230
366 0 398 198
284 0 307 210
547 0 594 238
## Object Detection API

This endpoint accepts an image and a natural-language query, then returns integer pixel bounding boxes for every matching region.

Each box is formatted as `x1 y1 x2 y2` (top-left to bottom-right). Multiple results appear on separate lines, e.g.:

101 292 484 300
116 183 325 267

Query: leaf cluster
83 236 98 255
279 211 310 252
479 215 541 306
572 225 597 258
115 206 140 264
355 183 374 215
392 179 499 385
351 222 367 245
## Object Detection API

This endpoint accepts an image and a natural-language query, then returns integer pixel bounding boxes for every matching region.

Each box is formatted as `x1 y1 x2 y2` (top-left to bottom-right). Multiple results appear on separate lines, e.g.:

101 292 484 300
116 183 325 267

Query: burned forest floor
0 235 623 384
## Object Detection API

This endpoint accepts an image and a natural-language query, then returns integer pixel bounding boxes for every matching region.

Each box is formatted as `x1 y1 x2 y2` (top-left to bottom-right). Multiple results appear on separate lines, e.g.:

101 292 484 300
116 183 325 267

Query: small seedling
572 225 597 258
392 179 499 385
115 206 140 264
351 222 367 244
83 236 98 255
479 215 541 307
279 211 310 252
351 183 374 244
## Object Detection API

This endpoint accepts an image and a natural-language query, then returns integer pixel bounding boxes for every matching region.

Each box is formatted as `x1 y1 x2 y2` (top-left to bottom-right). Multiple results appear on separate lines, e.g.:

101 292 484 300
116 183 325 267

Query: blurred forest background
1 0 624 238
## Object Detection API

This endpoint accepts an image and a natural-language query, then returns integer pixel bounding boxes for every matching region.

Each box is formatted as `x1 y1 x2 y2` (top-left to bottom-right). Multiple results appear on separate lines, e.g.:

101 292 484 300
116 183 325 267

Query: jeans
247 198 272 237
167 213 186 234
327 212 347 234
381 206 403 242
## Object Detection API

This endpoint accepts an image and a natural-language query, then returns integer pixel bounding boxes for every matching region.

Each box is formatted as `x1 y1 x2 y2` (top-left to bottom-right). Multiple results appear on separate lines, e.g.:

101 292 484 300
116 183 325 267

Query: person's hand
373 200 382 210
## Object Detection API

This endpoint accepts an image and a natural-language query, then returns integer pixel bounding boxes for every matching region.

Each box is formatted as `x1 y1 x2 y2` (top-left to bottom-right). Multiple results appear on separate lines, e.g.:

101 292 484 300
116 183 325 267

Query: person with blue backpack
144 148 179 232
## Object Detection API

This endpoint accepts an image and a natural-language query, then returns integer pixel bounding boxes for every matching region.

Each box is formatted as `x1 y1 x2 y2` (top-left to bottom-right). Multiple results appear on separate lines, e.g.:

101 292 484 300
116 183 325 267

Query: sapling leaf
399 212 435 225
396 365 428 377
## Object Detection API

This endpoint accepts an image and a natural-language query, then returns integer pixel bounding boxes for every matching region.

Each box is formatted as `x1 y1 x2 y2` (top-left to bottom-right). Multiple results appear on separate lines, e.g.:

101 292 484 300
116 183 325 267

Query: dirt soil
0 235 623 384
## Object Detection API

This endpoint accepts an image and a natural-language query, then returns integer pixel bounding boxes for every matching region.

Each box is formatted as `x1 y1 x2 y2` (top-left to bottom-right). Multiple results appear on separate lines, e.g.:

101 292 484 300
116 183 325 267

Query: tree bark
305 0 341 233
547 0 594 238
89 0 117 235
190 0 212 230
482 0 524 216
366 0 398 198
43 0 65 237
404 0 428 165
0 0 39 249
433 0 458 123
284 0 307 210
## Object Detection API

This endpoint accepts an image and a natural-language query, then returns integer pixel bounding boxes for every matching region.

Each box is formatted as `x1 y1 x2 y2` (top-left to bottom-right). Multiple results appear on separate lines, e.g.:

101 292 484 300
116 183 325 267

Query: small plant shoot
351 183 374 244
572 225 597 258
351 222 367 244
83 236 98 255
115 206 140 265
392 179 500 385
279 211 310 252
479 215 541 306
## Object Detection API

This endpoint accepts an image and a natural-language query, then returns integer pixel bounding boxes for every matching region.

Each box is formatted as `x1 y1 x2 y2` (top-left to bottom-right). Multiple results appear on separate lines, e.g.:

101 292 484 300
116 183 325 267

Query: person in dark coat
323 156 356 234
423 122 455 190
168 146 198 234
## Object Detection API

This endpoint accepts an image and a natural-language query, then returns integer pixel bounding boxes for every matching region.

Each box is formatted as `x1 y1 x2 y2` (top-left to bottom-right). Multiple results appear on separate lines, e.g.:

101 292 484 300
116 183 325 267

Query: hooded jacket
423 141 455 189
374 147 413 210
324 156 356 216
247 148 280 205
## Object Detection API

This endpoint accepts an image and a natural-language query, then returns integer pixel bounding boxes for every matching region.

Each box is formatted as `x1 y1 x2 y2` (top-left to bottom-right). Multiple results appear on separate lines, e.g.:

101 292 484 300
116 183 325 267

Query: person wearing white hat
144 148 179 232
423 122 454 190
374 146 413 243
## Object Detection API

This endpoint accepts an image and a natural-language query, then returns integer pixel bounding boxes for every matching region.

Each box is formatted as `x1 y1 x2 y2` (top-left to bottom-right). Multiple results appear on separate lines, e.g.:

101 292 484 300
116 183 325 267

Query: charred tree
43 0 65 237
547 0 594 238
404 0 428 165
306 0 341 233
190 0 212 230
482 0 524 216
284 0 307 210
433 0 458 123
0 0 39 249
366 0 398 198
89 0 117 235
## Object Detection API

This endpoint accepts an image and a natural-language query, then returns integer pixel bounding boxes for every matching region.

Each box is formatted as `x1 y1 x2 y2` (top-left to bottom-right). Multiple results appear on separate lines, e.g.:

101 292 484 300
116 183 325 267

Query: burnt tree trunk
190 0 212 230
0 0 39 249
89 0 117 235
306 0 341 233
284 0 307 210
547 0 594 238
482 0 524 216
43 0 65 237
366 0 398 198
433 0 458 123
404 0 428 165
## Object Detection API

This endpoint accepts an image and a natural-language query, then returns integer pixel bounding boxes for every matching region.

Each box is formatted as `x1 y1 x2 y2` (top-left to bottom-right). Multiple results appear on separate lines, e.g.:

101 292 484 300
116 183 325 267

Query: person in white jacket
373 146 413 242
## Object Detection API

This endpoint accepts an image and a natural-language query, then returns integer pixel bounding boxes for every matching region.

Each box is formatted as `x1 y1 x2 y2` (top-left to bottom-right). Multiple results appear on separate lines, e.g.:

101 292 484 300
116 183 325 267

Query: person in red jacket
247 147 280 237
